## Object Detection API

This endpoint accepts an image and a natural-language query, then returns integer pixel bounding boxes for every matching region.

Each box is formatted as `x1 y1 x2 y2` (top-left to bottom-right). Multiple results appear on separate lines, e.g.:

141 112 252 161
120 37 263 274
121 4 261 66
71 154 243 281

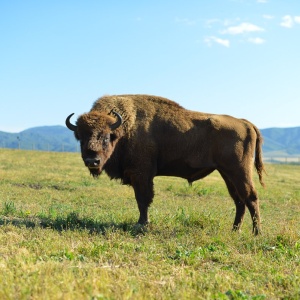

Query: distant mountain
0 125 299 156
261 127 300 156
0 126 78 152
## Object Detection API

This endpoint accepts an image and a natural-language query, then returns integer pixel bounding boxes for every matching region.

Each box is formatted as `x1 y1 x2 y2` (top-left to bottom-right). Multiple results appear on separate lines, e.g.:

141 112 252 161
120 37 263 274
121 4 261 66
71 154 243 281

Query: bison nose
84 157 100 167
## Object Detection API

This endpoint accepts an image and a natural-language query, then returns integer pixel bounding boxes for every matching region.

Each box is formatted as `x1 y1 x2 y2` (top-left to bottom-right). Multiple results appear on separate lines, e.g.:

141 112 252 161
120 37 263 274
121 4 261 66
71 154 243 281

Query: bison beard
66 94 266 235
88 167 102 178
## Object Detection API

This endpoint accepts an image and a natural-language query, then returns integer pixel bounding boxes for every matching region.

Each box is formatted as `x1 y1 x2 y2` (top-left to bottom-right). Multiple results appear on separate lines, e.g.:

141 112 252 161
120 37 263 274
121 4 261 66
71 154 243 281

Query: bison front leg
132 178 154 225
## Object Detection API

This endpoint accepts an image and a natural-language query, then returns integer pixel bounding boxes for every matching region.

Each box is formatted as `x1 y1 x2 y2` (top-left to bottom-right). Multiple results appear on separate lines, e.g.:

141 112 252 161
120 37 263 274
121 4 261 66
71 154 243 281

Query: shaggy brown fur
67 94 266 234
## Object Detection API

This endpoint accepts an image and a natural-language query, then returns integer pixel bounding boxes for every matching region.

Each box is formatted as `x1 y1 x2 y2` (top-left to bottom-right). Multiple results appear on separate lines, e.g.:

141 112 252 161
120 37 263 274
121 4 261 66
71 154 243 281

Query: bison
66 94 265 234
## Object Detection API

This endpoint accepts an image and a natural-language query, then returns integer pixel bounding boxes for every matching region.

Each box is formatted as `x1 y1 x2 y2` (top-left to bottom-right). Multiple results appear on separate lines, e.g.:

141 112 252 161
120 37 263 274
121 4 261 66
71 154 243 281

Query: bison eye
103 137 110 148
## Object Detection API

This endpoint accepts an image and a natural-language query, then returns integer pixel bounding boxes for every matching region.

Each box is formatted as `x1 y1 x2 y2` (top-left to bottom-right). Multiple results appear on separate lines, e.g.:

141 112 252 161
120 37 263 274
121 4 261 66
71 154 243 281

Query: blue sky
1 0 299 132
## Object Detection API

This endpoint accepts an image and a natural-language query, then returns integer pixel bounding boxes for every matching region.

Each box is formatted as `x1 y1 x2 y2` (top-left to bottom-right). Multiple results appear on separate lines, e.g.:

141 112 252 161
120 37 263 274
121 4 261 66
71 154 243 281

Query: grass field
0 149 299 299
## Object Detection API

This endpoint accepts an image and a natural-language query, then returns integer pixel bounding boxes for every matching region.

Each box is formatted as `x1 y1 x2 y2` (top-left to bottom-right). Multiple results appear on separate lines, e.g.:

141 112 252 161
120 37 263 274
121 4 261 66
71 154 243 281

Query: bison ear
74 131 80 140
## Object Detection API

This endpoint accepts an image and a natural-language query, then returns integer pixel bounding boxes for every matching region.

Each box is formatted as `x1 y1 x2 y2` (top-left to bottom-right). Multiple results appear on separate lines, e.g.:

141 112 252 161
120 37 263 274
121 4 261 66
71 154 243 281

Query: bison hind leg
219 171 246 232
245 192 261 235
220 170 261 235
238 184 261 235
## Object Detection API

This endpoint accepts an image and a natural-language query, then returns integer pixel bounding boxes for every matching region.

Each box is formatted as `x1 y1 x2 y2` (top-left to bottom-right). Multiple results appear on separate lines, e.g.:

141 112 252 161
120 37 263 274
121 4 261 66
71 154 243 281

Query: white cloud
204 36 230 47
280 15 293 28
175 17 196 26
205 18 221 28
263 14 274 20
257 0 268 3
248 37 265 44
222 22 264 35
205 18 241 29
280 15 300 28
295 16 300 24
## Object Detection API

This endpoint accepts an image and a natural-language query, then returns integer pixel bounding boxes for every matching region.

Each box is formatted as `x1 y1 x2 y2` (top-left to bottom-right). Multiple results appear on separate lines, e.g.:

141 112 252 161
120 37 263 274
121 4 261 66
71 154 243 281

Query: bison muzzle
66 94 266 235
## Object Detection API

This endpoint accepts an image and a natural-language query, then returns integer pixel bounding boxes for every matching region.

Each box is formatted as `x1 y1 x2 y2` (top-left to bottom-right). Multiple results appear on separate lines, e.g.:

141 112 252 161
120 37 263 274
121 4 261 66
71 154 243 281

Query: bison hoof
253 227 262 236
232 225 242 233
136 220 151 227
133 222 149 234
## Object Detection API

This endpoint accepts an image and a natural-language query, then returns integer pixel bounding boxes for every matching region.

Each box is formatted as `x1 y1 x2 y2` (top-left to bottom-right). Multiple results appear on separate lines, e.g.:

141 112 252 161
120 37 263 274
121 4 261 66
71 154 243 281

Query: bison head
66 110 122 177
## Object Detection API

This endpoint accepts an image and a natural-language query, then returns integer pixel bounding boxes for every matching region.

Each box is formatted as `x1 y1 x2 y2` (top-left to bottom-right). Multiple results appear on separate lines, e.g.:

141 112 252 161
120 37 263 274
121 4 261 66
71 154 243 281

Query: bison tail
253 126 266 187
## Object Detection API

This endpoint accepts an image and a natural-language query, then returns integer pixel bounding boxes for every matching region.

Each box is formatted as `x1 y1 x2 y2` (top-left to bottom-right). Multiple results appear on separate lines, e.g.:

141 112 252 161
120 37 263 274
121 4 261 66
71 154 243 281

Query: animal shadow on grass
0 212 145 236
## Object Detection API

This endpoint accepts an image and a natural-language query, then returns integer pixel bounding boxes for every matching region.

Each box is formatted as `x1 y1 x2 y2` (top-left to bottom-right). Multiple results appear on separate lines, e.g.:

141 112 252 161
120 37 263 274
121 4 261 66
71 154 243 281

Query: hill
0 126 78 152
0 125 300 156
260 127 300 156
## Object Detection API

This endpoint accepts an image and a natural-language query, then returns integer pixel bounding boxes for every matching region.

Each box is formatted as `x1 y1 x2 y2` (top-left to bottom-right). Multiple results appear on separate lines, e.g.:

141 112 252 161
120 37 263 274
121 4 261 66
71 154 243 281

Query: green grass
0 149 299 299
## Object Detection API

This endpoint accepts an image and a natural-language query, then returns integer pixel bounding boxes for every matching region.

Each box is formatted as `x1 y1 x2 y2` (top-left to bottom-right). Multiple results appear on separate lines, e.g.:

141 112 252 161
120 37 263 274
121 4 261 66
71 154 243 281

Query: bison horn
65 113 77 131
110 111 123 130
